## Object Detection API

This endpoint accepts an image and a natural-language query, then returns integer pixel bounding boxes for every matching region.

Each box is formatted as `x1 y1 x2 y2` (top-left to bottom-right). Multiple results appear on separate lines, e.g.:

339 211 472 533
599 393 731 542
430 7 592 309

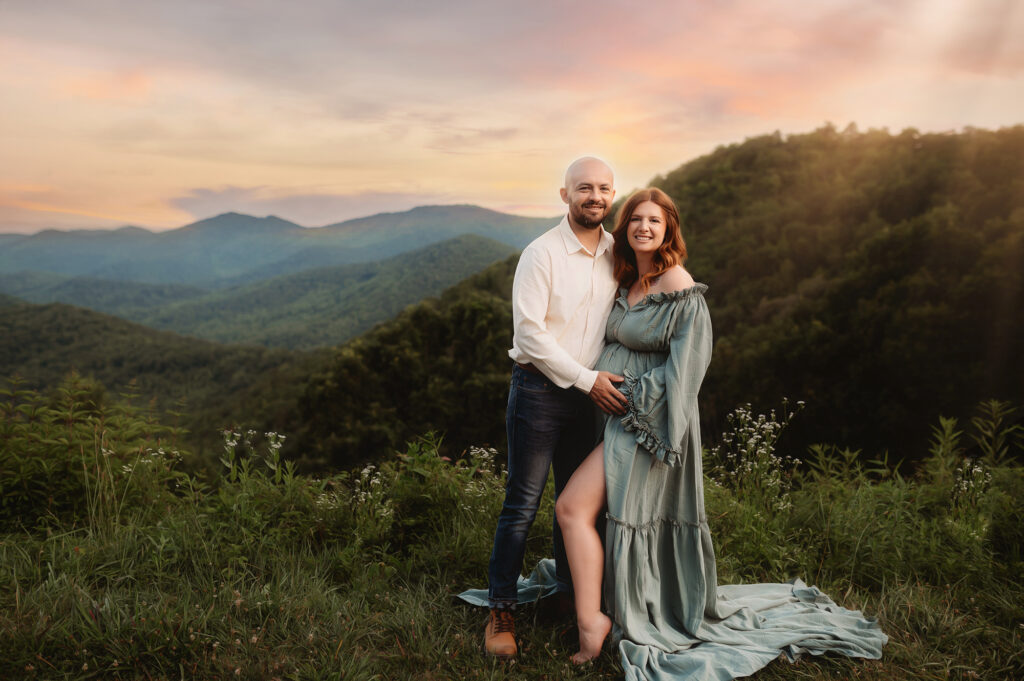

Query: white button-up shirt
508 215 618 393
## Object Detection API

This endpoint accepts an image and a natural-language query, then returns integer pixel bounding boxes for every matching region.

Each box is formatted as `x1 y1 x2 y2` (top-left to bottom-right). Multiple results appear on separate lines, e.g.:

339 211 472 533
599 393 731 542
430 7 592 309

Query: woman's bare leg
555 442 612 663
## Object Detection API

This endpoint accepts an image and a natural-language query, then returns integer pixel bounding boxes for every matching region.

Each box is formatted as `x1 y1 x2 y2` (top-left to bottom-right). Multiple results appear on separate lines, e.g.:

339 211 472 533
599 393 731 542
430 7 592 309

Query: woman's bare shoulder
655 265 695 293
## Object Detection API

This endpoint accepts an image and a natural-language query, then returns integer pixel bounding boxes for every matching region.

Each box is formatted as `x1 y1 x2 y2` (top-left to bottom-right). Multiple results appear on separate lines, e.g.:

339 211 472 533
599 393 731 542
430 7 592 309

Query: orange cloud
61 68 152 101
0 196 127 223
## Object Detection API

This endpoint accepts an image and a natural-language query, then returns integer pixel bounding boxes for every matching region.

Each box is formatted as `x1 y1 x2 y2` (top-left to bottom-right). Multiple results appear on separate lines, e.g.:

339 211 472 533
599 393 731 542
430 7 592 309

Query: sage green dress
596 284 886 680
459 284 886 680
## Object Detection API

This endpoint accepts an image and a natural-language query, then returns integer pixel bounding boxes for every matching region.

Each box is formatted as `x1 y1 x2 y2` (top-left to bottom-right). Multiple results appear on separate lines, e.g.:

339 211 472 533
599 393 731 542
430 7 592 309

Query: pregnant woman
555 187 887 679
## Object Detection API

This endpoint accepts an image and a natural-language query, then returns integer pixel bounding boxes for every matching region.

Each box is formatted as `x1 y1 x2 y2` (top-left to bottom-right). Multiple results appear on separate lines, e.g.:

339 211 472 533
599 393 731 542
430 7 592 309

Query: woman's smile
627 200 666 252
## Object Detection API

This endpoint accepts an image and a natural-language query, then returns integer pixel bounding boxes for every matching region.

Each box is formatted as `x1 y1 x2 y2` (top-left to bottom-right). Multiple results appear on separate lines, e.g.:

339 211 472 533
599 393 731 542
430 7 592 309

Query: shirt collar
557 214 614 257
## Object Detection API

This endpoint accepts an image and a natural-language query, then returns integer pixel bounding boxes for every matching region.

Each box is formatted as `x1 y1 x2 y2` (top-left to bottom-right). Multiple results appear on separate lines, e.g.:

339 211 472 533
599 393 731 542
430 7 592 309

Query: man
484 157 628 658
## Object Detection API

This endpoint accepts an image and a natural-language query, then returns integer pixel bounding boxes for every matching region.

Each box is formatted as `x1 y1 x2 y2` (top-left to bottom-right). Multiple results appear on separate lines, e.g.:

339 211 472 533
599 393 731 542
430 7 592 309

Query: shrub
0 373 186 530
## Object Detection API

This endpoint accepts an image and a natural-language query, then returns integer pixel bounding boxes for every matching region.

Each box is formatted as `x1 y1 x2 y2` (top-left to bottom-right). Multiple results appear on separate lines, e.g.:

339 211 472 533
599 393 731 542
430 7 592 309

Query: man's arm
512 247 626 414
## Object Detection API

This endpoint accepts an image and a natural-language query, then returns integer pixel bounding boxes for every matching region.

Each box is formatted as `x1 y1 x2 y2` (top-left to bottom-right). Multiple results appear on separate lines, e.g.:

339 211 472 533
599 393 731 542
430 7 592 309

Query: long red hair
612 188 687 291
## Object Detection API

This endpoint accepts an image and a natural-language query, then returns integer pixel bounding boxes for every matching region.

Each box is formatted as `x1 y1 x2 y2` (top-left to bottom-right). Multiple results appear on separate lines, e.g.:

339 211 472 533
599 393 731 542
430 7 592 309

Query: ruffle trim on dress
618 374 683 467
606 512 707 531
618 282 708 308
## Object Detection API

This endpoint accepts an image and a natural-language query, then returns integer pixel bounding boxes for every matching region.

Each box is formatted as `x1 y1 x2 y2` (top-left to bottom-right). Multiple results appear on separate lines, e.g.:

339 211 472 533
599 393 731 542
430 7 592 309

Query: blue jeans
487 364 598 607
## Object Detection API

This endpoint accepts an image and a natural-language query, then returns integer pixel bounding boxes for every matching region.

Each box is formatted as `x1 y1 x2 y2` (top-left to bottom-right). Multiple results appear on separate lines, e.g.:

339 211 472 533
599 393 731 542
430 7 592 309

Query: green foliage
0 300 325 465
970 399 1021 467
1 388 1022 679
654 125 1024 459
297 257 519 468
985 467 1024 570
0 373 186 530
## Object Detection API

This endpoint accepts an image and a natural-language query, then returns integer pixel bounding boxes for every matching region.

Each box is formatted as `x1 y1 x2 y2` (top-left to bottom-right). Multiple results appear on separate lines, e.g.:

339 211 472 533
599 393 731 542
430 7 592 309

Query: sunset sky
1 0 1021 233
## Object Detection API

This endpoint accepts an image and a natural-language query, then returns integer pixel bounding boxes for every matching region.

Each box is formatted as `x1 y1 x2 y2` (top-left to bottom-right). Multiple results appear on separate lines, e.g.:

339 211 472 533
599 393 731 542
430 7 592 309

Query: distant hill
0 272 207 316
136 234 517 349
0 299 322 458
0 205 554 287
0 215 310 286
0 234 517 349
659 124 1024 455
0 225 162 280
221 205 554 285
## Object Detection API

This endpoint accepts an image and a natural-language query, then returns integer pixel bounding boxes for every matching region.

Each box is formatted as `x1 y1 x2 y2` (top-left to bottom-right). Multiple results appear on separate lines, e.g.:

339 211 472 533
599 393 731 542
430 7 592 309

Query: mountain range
0 233 517 349
0 205 554 287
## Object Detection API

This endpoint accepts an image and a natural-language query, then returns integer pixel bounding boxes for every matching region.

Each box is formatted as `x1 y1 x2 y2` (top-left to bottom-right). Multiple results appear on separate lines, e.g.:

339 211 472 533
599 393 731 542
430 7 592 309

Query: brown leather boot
484 608 517 658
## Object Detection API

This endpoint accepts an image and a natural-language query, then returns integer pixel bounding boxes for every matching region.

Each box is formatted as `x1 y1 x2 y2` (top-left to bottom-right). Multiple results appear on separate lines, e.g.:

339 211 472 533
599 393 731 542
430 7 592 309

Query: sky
1 0 1021 233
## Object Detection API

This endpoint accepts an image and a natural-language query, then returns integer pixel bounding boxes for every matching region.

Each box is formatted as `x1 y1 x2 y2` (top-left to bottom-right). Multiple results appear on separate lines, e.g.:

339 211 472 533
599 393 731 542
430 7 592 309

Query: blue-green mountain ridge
0 205 554 287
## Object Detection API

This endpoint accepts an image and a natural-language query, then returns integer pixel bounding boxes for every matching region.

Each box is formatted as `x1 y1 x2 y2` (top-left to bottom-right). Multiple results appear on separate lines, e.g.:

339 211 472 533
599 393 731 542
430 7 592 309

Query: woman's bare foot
571 612 612 664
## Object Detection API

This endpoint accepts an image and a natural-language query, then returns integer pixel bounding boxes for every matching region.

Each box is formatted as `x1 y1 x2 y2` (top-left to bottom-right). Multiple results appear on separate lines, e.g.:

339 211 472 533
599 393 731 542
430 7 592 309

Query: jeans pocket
517 376 555 394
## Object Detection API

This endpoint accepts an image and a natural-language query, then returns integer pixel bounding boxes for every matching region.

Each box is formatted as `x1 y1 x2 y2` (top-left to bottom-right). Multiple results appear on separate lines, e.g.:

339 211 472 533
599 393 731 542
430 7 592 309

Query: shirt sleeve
511 245 598 392
616 293 713 465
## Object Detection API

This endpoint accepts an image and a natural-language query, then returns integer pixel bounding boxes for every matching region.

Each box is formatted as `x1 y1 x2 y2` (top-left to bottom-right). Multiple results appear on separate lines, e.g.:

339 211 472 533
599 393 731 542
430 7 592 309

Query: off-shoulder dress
596 283 886 680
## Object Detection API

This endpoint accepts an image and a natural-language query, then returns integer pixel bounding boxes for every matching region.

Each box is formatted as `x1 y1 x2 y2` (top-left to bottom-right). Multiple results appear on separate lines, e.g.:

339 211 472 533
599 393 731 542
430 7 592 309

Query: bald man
484 157 627 658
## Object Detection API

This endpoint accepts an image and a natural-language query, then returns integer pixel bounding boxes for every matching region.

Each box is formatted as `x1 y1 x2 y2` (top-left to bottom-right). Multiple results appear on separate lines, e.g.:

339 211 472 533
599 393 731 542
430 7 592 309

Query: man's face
561 160 615 230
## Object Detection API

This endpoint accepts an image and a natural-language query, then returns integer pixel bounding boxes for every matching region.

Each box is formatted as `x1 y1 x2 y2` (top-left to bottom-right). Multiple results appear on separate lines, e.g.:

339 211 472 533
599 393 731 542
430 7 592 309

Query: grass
1 379 1022 679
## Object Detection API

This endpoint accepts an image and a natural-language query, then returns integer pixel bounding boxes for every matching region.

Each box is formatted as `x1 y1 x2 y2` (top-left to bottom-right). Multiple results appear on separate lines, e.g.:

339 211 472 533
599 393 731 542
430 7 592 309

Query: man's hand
589 371 627 415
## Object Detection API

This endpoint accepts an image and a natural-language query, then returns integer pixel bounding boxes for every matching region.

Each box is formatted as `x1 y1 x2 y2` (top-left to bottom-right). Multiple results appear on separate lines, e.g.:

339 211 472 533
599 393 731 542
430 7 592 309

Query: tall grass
1 376 1021 679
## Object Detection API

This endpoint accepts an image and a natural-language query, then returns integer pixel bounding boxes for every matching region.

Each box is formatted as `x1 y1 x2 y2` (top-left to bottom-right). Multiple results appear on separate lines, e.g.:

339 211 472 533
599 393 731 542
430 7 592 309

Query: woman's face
626 201 666 255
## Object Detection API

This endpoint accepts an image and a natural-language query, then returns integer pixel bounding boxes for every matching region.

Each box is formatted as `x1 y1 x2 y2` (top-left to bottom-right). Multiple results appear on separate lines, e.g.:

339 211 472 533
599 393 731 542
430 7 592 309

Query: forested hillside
136 234 516 349
295 257 517 468
295 125 1024 469
0 234 517 350
0 300 324 461
0 271 207 315
659 124 1024 454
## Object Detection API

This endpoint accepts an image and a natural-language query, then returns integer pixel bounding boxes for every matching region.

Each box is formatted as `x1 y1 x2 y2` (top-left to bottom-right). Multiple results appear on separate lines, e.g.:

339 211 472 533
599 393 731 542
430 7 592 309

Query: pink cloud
941 0 1024 75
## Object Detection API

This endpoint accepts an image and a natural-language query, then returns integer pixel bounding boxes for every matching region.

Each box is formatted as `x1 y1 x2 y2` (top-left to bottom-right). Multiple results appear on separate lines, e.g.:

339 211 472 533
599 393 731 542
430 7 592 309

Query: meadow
2 375 1021 680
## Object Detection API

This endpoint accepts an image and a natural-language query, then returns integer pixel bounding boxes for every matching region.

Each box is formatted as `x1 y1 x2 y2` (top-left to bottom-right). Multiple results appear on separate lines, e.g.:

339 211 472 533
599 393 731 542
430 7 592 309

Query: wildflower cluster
119 445 182 476
349 463 395 544
459 446 505 512
707 400 805 515
952 457 991 510
313 484 343 512
220 429 292 484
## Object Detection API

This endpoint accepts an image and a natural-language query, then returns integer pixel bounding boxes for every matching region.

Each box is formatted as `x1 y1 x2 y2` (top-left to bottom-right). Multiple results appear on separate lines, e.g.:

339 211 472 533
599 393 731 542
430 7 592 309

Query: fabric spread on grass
459 286 887 680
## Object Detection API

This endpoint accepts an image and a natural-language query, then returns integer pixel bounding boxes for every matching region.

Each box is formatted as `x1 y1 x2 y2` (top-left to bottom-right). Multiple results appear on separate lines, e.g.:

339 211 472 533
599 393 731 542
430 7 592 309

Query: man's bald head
563 156 614 191
561 156 616 230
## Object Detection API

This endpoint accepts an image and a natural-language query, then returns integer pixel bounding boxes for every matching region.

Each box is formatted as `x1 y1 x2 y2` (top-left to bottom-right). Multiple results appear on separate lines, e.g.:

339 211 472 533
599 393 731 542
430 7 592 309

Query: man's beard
570 201 607 228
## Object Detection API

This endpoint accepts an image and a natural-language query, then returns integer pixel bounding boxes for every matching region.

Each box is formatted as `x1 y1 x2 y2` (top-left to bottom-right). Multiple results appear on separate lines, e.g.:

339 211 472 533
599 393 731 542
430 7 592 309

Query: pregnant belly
595 342 667 376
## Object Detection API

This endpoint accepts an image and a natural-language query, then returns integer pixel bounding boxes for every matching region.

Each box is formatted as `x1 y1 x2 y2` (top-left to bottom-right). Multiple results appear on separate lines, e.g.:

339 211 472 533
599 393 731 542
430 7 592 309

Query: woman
556 188 886 678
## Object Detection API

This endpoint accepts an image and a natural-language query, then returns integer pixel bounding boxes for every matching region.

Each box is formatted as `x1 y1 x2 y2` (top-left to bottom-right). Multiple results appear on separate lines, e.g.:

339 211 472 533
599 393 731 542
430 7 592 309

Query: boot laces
493 609 514 633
